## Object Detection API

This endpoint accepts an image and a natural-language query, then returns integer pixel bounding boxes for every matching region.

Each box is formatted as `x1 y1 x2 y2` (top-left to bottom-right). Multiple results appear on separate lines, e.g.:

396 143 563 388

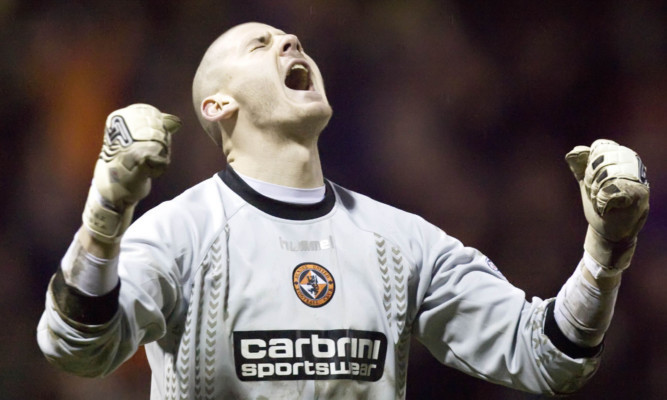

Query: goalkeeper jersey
38 167 600 399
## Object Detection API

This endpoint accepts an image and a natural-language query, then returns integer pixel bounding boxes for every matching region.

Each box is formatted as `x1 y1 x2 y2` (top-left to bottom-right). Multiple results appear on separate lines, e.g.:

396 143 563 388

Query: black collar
218 167 336 220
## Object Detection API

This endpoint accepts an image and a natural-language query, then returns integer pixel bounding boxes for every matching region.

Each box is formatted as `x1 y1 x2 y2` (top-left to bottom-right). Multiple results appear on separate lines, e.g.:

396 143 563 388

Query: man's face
214 22 332 135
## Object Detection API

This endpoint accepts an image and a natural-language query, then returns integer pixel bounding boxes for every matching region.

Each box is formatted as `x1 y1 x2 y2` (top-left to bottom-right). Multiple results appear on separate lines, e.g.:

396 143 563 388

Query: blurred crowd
1 0 665 399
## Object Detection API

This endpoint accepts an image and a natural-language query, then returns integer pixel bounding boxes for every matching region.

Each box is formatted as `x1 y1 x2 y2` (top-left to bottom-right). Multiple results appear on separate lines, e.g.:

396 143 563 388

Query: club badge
292 263 335 307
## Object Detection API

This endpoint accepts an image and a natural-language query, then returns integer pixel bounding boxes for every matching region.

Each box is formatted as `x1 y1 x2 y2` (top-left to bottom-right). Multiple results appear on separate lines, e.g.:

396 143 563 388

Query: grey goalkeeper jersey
38 168 600 399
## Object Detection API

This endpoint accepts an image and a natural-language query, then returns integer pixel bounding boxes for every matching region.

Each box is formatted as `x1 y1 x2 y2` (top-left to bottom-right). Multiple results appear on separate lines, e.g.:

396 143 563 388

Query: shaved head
192 25 239 147
192 22 332 152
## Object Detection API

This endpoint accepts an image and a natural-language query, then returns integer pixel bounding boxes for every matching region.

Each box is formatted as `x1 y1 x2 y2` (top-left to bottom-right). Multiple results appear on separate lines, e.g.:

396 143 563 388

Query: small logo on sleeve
292 263 335 307
485 257 505 278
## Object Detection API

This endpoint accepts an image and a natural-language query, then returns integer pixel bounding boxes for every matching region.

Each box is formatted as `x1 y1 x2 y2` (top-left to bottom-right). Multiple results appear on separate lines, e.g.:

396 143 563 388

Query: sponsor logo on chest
234 330 387 382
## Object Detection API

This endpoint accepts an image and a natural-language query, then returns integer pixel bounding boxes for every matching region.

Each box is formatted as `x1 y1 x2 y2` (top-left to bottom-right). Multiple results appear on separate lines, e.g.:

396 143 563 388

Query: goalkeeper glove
565 139 649 278
82 104 181 243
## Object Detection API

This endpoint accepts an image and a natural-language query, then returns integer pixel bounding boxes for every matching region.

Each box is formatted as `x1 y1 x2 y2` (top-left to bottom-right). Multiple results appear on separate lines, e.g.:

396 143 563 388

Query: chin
278 104 333 140
300 103 333 133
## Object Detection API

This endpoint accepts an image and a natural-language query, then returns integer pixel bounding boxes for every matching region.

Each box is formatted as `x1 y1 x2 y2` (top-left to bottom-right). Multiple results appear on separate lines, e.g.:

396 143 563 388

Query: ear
201 94 239 122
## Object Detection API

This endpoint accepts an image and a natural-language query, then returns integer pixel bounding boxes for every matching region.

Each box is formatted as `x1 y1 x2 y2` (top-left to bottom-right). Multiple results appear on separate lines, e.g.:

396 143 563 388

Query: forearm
60 227 120 296
554 252 622 348
38 233 126 377
37 287 124 378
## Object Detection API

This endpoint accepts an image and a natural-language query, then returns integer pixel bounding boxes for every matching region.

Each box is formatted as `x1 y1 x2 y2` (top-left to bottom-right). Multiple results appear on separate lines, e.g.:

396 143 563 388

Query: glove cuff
82 186 134 243
583 225 636 278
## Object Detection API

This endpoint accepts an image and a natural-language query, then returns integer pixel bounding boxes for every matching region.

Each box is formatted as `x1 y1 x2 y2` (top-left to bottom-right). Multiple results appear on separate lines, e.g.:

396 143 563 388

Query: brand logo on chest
292 263 335 307
279 236 334 252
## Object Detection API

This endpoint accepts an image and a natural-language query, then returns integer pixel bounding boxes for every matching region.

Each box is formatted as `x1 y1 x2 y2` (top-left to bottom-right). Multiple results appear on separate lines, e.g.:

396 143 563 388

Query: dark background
1 1 665 399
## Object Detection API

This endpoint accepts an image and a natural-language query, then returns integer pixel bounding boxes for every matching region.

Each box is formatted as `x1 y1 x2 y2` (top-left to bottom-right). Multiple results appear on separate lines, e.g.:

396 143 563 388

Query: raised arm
554 139 649 348
37 104 181 376
413 139 649 395
69 104 180 296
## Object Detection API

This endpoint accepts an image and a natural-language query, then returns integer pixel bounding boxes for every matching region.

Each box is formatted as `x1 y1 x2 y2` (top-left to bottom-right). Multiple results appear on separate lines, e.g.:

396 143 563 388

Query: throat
227 149 324 189
225 124 325 189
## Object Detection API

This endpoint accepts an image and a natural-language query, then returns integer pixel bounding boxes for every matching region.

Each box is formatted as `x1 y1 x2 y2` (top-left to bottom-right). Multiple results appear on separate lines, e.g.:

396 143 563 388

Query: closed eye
250 34 271 52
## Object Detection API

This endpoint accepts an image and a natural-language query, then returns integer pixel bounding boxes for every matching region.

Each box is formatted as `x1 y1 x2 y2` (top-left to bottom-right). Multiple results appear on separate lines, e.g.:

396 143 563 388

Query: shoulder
125 174 227 245
331 182 426 221
151 175 224 220
330 182 437 241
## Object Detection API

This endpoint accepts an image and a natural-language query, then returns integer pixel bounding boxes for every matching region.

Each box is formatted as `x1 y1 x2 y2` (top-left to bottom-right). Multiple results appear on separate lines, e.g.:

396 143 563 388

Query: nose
279 34 302 55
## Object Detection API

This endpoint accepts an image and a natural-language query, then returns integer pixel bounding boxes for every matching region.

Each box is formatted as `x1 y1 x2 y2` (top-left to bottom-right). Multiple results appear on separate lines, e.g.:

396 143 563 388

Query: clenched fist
83 104 181 242
565 139 650 277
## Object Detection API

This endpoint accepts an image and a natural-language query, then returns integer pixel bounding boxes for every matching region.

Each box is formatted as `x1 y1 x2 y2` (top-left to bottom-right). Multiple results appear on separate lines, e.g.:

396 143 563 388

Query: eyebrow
246 31 268 45
240 29 287 53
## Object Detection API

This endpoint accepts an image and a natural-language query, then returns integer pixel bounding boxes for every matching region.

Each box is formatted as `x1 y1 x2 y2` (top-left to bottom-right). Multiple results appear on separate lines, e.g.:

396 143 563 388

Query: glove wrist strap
82 186 134 243
583 226 635 278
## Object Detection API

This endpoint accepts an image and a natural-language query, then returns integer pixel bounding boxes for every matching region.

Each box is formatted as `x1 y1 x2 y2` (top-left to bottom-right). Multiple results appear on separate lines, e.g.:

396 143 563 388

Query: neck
226 126 324 188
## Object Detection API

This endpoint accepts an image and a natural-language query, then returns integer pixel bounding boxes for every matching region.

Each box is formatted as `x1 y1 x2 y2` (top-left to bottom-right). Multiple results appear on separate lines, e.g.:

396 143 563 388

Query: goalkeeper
38 22 650 399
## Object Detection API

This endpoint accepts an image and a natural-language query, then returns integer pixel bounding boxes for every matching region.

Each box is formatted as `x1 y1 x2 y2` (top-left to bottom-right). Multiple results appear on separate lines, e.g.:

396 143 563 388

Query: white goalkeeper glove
565 139 650 278
82 104 181 243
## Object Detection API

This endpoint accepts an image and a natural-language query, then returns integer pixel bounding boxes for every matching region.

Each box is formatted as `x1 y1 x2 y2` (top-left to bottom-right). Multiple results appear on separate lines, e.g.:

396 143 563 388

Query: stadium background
1 1 665 398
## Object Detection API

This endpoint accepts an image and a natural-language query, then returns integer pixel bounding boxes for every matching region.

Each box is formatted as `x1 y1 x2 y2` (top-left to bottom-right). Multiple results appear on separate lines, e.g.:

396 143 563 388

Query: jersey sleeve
36 204 192 378
411 221 601 395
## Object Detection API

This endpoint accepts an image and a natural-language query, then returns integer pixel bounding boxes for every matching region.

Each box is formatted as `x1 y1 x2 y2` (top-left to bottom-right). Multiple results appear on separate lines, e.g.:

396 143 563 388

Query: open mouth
285 62 312 91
